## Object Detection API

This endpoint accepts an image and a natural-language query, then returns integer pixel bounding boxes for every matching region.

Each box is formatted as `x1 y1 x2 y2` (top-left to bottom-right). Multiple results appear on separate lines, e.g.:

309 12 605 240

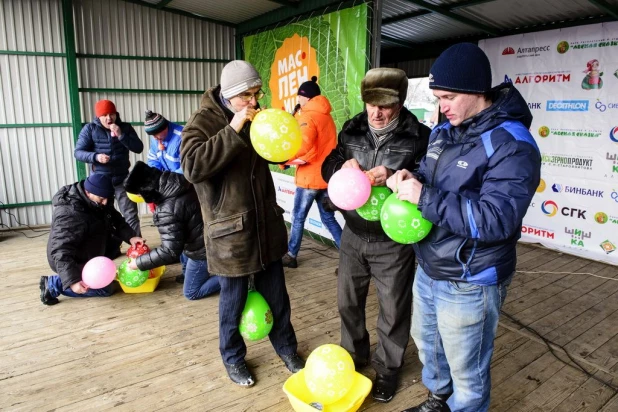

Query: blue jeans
183 257 220 300
288 188 342 257
218 260 298 365
47 274 114 298
411 266 511 412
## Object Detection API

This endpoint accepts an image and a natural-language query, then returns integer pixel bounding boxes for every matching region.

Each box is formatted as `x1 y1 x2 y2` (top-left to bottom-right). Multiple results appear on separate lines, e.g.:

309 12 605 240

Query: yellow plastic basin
283 369 372 412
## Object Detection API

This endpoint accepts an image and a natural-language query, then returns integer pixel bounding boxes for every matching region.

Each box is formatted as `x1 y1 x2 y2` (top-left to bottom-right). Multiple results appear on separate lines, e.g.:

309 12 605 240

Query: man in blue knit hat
387 43 541 412
145 110 183 174
40 174 144 305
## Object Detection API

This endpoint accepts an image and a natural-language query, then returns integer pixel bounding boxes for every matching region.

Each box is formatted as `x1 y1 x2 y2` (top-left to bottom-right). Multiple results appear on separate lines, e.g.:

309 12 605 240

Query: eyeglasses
236 89 265 102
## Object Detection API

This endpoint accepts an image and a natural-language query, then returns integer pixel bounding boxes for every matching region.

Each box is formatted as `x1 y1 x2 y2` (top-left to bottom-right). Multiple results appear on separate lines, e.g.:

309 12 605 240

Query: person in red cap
74 99 144 238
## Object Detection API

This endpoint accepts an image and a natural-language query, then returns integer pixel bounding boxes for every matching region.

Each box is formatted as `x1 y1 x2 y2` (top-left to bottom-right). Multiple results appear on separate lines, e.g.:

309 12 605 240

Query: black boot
39 276 59 306
280 353 305 373
372 373 398 403
281 253 298 268
402 392 451 412
224 362 255 387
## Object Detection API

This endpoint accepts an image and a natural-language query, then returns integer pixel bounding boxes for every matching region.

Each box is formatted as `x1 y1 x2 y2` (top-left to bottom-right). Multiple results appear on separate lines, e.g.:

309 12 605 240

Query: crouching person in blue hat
40 174 145 305
123 161 220 300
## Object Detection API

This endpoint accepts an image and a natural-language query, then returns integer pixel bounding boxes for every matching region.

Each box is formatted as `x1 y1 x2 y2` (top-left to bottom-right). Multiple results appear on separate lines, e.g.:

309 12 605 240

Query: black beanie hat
297 76 321 98
84 174 114 199
429 43 492 94
144 110 169 135
123 161 163 203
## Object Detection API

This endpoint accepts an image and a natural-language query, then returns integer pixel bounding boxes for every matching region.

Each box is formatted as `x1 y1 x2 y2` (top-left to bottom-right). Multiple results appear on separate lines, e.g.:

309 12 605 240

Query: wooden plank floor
1 219 617 411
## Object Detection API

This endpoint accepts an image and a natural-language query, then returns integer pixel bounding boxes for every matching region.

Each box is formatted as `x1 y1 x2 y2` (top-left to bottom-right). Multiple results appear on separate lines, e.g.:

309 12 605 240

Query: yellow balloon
249 108 302 162
304 344 355 405
127 192 145 203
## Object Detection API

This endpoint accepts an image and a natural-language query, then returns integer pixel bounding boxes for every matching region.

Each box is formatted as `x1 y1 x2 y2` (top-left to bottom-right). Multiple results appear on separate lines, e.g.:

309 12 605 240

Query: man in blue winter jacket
74 99 144 237
387 43 541 412
144 110 183 174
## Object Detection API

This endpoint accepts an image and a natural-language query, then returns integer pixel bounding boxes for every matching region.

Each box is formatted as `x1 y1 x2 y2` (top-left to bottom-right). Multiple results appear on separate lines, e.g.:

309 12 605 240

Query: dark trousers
338 226 416 376
218 260 298 365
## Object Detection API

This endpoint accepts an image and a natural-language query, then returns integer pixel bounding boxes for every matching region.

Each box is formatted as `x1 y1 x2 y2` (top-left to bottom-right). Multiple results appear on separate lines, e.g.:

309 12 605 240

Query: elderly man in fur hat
322 68 431 403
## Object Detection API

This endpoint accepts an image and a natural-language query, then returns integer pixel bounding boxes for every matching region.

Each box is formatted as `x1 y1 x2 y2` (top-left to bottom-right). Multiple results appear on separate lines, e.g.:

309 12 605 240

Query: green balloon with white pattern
380 194 432 244
117 259 149 288
356 186 392 221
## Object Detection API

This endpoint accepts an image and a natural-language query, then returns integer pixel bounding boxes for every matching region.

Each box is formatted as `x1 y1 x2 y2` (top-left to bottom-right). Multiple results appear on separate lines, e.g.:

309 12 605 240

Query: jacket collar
342 107 421 138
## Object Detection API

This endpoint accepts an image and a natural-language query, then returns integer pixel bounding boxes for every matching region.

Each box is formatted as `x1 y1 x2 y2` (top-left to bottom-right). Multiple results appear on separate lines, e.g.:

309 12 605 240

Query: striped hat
144 110 169 135
220 60 262 99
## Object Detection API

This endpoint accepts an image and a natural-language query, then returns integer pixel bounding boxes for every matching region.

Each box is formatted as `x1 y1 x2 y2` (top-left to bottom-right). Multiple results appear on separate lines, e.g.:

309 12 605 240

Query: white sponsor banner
480 22 618 265
271 172 346 242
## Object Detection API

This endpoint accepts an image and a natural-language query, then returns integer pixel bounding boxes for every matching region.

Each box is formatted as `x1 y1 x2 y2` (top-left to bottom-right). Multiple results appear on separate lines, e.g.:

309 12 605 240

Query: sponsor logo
538 126 550 137
541 200 558 217
570 39 618 50
502 45 550 58
595 212 608 224
277 186 296 196
557 41 569 54
457 160 468 169
610 126 618 144
539 126 551 137
521 225 555 239
539 127 602 139
308 218 322 228
561 206 587 220
512 72 571 84
552 183 604 198
542 154 594 170
600 240 616 254
546 100 589 111
528 102 542 110
536 178 546 193
594 99 618 112
565 227 590 247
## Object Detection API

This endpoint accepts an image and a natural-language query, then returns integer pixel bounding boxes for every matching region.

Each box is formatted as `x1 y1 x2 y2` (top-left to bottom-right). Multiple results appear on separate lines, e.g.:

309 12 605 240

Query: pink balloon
328 168 372 210
82 256 117 289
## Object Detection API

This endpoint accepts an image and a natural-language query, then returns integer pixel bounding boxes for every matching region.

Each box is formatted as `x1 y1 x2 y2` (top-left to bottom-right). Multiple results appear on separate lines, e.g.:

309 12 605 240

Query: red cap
95 100 117 117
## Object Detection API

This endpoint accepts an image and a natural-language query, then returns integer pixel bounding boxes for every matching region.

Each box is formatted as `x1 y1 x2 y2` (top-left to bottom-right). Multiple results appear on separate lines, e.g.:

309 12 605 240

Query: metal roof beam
400 0 499 35
381 35 418 49
588 0 618 19
449 0 498 11
155 0 174 9
383 10 431 25
121 0 236 27
267 0 300 7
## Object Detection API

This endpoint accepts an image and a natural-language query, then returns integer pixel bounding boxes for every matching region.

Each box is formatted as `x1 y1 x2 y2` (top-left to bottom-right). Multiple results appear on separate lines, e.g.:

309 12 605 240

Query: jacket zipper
249 146 265 270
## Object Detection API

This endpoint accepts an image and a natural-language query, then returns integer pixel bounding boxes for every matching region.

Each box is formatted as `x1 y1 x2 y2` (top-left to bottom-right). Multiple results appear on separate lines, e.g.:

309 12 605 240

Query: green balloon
380 194 432 244
356 186 392 221
117 259 149 288
239 290 274 341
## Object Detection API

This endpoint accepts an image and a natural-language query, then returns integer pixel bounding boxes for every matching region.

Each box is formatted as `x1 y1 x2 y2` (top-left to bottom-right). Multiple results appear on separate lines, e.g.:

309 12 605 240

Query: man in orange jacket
281 77 342 269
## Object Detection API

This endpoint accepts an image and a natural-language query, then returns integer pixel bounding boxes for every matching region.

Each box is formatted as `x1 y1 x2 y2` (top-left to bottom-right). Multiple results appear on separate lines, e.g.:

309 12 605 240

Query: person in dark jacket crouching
180 60 303 387
321 68 430 403
388 43 541 412
74 99 144 237
124 161 220 300
40 174 144 305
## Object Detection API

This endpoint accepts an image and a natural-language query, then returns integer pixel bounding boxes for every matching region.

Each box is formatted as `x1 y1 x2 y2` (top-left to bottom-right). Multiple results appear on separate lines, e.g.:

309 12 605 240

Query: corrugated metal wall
0 0 235 228
384 57 436 79
0 0 69 227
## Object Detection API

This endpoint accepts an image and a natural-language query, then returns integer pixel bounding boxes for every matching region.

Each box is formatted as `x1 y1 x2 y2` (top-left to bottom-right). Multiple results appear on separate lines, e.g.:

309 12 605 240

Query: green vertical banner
244 4 368 133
